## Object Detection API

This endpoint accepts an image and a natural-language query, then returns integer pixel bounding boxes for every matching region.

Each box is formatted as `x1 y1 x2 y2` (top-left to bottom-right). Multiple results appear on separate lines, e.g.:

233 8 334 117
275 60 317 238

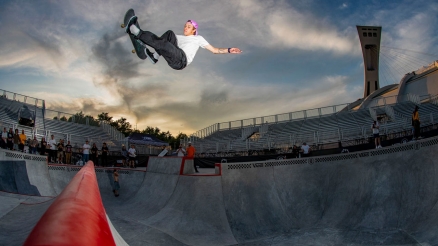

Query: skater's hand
229 48 242 54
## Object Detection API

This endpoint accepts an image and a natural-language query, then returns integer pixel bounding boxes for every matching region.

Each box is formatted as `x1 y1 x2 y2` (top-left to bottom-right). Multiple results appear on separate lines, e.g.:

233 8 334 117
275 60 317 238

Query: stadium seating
188 96 438 153
0 92 122 151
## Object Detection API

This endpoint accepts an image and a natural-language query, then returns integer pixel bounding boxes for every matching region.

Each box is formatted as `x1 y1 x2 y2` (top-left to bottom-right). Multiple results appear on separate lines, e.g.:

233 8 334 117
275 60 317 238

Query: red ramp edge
23 161 116 246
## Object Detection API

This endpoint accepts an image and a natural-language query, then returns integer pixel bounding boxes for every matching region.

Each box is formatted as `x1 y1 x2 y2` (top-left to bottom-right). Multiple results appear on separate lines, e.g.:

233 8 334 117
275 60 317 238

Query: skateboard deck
158 149 168 157
121 9 146 60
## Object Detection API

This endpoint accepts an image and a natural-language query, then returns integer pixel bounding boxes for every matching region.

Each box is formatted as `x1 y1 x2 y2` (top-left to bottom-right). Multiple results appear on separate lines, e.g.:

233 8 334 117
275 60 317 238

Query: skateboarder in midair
125 17 242 70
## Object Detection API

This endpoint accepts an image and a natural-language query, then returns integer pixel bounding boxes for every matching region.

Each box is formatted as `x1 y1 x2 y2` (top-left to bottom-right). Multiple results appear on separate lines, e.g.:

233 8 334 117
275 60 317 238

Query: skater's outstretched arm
205 45 242 54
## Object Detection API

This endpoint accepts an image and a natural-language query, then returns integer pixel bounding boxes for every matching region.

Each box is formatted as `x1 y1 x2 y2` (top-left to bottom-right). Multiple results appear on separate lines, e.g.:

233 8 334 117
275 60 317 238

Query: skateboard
158 149 168 157
121 9 146 60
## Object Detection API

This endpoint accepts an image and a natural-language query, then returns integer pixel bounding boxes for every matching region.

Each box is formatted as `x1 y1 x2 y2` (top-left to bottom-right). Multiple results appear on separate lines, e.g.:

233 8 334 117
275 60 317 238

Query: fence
191 93 432 139
0 89 44 108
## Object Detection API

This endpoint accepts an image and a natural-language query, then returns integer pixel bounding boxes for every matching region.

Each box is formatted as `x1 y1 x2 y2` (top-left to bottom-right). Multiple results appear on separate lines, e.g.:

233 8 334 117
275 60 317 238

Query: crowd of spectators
1 127 29 152
0 129 113 167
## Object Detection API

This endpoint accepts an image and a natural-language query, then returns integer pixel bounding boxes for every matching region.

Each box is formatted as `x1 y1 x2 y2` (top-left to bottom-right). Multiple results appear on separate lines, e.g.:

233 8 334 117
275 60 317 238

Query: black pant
91 155 98 166
7 141 13 150
193 161 198 172
413 120 420 138
137 30 187 70
0 139 5 149
101 154 107 167
50 150 56 162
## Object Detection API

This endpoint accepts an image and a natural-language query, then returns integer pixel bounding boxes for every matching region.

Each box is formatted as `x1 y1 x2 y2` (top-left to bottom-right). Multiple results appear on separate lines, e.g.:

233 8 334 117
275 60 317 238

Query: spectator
1 127 7 149
412 106 420 140
47 135 57 162
13 129 20 151
300 142 311 157
57 139 65 164
19 129 26 152
65 141 73 164
291 145 300 158
25 138 31 153
175 144 186 156
121 144 128 167
186 142 198 173
101 142 109 167
90 142 99 166
40 137 47 155
82 140 91 164
128 144 137 168
30 136 39 154
372 120 382 148
113 169 120 197
7 128 14 150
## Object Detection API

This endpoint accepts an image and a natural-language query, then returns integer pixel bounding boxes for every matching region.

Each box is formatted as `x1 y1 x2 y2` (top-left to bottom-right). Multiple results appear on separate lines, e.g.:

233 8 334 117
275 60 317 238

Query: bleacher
188 95 438 153
0 90 124 151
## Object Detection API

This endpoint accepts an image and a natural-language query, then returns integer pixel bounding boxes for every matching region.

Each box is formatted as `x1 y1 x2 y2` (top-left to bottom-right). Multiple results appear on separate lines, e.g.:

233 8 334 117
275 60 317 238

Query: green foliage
67 112 187 147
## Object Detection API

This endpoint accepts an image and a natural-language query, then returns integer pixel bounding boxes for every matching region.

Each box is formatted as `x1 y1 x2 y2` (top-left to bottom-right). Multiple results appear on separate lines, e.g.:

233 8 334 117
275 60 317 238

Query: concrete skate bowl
1 138 438 245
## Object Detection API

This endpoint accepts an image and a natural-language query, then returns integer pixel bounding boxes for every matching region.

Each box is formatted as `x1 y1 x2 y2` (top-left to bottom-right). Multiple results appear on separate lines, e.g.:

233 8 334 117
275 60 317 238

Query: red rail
23 161 116 246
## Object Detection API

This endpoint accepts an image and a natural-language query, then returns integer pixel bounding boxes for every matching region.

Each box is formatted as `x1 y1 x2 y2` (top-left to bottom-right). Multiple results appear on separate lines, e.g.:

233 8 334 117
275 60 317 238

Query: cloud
1 0 437 137
230 0 357 54
339 3 348 9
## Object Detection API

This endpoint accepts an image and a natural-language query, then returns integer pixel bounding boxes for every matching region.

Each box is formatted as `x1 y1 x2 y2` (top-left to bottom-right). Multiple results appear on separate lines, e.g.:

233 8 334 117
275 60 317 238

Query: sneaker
145 48 158 64
125 16 138 35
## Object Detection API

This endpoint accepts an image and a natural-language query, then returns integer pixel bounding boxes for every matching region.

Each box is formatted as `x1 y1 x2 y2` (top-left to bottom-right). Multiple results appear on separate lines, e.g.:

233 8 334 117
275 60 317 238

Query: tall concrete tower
357 26 382 98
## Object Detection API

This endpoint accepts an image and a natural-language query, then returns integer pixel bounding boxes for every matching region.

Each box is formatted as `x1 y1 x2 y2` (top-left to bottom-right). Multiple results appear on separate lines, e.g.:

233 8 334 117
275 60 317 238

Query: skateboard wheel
132 49 135 54
121 24 125 28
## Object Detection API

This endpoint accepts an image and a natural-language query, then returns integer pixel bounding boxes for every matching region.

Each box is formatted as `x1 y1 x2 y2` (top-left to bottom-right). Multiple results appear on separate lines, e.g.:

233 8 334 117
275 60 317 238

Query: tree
112 117 133 136
55 111 189 148
97 112 113 123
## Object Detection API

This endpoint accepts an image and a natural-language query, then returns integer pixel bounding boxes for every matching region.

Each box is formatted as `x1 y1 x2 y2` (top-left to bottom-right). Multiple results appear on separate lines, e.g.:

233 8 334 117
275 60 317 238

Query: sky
0 0 437 136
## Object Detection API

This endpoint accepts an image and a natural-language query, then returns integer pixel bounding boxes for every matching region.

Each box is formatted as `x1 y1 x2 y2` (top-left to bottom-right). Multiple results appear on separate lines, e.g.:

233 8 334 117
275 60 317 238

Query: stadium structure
184 26 438 157
1 26 438 245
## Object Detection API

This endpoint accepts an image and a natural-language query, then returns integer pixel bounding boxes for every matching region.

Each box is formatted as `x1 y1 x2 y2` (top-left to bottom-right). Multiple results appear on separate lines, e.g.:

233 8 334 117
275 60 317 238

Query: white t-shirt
1 131 7 139
301 145 310 154
48 139 57 150
176 35 210 66
82 144 90 154
128 148 136 157
371 122 380 134
176 148 186 157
